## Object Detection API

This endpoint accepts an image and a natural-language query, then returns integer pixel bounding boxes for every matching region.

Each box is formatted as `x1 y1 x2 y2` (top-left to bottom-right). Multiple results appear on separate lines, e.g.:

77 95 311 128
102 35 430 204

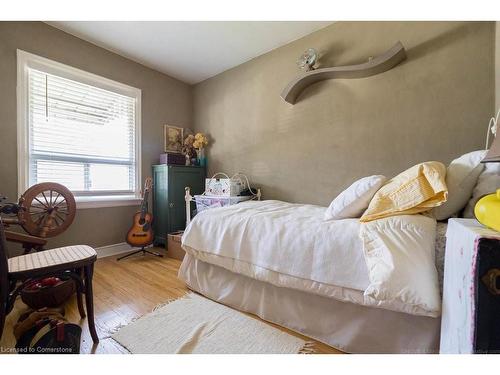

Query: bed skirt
178 254 440 353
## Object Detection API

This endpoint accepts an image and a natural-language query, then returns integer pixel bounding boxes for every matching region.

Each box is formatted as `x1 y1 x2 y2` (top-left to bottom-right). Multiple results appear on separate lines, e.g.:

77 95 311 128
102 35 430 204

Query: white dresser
440 219 500 353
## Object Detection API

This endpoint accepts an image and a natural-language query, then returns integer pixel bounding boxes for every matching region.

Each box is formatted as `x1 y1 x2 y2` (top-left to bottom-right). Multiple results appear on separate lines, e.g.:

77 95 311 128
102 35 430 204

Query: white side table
440 219 500 353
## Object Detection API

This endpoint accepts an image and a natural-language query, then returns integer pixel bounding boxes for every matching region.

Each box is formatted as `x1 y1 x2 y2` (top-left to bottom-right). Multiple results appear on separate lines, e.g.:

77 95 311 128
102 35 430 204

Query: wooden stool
0 220 98 344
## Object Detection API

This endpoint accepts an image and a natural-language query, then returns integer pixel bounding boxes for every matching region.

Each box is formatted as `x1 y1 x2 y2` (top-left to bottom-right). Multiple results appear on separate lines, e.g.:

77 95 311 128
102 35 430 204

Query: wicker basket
167 231 185 260
21 278 76 309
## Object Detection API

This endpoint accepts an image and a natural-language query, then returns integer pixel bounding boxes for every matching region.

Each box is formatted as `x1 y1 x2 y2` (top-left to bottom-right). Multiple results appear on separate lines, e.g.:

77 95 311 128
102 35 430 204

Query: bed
178 199 447 353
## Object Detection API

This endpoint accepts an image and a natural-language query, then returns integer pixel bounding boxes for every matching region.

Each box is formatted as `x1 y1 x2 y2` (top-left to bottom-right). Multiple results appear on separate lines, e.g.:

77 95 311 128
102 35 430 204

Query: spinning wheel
1 183 76 253
18 183 76 238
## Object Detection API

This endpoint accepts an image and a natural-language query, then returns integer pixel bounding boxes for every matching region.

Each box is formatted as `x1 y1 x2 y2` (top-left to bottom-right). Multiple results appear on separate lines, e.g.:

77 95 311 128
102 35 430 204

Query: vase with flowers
193 132 209 167
182 134 197 166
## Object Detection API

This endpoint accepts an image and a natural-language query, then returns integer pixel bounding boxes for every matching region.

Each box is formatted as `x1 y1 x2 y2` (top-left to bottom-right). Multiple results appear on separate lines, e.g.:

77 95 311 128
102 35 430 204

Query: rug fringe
298 341 317 354
108 293 192 337
152 292 192 312
107 319 138 336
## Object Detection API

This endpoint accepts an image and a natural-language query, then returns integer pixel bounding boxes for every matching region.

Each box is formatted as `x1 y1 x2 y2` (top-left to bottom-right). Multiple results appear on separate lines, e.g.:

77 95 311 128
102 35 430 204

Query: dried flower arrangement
183 132 209 166
193 133 209 150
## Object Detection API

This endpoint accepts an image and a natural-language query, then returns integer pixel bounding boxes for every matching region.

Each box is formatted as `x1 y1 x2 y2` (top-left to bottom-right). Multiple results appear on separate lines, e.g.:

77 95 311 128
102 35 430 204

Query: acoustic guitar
126 178 154 247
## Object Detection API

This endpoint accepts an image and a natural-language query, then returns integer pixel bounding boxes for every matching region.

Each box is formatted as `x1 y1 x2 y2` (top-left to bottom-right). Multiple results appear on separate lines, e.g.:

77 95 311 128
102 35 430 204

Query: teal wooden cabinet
152 165 205 246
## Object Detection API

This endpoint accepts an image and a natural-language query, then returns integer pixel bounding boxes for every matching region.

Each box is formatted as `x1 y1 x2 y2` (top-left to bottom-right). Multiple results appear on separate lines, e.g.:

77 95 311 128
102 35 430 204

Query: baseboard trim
95 242 154 259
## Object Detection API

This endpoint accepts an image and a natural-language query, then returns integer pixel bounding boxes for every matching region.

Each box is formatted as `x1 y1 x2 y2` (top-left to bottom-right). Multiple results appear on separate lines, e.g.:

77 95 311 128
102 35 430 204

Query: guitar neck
140 190 149 218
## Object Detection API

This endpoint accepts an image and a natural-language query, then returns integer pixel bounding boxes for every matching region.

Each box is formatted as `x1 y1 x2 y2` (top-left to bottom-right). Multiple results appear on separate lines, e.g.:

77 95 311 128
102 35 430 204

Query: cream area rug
112 293 312 354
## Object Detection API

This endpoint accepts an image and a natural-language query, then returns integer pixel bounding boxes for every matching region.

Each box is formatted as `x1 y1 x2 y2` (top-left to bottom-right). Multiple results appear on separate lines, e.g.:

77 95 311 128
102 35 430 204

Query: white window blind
27 68 138 196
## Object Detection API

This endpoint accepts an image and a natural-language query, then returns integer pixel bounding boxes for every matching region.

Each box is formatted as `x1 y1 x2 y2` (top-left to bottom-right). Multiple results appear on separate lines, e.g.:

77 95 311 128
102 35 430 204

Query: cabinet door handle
482 268 500 295
169 203 174 208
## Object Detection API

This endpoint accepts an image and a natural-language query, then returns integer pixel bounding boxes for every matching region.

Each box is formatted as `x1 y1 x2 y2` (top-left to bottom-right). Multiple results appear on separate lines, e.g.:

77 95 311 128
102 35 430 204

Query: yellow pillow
360 161 448 222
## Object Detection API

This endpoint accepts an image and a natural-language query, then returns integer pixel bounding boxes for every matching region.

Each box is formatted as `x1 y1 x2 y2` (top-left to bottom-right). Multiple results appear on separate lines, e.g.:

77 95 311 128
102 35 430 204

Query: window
17 50 142 208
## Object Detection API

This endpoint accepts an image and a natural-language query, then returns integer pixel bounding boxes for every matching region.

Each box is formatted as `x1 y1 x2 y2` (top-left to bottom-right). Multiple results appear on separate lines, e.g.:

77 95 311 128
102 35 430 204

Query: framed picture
163 125 184 153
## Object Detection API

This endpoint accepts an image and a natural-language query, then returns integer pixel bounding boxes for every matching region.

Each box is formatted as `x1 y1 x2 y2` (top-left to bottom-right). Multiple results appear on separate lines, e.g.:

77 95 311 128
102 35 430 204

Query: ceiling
46 21 333 84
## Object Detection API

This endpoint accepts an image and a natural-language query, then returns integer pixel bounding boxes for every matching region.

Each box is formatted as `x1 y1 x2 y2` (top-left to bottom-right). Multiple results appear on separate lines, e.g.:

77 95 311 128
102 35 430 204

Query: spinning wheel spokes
18 182 76 237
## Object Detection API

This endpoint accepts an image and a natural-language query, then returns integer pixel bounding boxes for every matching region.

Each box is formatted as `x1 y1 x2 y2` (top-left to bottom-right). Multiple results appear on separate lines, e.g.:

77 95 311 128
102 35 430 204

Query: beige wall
496 22 500 111
194 21 495 206
0 22 192 251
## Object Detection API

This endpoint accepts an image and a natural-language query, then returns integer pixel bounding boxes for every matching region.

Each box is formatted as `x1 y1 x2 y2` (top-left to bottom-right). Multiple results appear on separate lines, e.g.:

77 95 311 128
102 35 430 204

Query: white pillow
432 150 486 220
324 175 387 220
463 162 500 218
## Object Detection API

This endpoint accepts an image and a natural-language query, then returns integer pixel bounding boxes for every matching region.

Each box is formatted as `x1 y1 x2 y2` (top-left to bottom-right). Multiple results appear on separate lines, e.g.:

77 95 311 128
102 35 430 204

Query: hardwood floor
1 249 342 354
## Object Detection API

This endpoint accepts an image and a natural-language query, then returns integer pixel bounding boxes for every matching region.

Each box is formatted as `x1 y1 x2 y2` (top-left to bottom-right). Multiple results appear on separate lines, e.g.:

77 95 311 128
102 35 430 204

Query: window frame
17 49 142 209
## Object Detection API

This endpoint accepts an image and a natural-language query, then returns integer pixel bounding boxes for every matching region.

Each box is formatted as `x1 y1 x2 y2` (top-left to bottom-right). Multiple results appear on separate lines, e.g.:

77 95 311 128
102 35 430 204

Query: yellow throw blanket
360 161 448 222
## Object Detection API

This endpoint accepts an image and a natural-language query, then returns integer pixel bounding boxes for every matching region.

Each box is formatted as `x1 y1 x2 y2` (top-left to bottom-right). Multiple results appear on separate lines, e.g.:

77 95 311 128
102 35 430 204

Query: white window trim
16 49 142 209
75 195 142 209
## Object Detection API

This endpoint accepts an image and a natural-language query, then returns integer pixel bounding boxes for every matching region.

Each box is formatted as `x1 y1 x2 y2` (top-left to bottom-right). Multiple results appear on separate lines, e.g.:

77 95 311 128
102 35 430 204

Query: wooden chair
0 219 99 343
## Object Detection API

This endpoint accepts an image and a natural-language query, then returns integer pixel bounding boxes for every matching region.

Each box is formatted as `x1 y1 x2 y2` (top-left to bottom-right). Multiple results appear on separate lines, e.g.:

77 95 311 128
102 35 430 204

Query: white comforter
181 200 441 317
